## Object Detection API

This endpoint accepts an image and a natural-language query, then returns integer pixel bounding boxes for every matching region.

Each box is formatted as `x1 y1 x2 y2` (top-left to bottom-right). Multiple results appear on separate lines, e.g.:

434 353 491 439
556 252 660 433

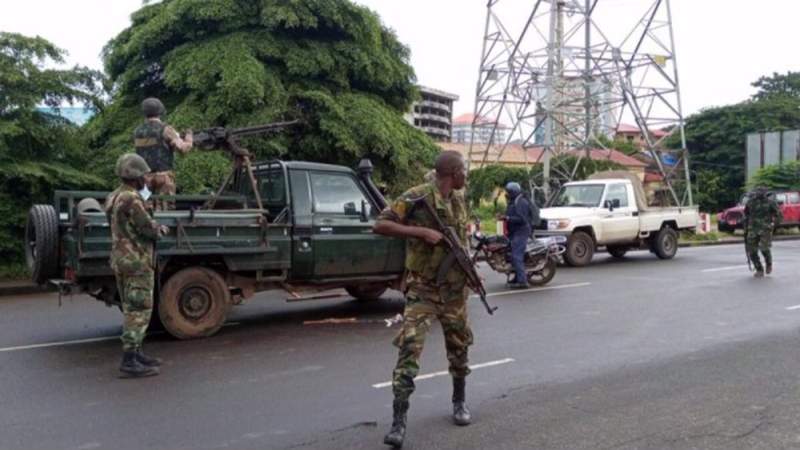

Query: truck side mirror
360 200 369 223
604 200 614 211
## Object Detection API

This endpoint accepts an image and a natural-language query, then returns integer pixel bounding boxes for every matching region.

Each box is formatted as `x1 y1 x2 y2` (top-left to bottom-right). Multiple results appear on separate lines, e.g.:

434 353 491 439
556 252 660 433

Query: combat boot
119 351 159 378
766 264 773 275
135 347 162 367
383 399 409 448
754 269 765 278
452 377 472 426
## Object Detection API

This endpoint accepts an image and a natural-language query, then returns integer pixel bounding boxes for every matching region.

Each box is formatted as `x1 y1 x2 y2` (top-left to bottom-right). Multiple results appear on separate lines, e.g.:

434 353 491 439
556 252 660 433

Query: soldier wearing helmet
105 153 169 378
497 181 538 289
133 97 194 210
743 186 782 277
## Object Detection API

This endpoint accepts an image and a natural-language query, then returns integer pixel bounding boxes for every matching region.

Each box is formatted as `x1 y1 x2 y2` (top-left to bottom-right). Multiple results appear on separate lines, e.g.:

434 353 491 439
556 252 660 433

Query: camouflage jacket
105 185 161 275
378 182 469 297
744 194 782 234
134 119 192 173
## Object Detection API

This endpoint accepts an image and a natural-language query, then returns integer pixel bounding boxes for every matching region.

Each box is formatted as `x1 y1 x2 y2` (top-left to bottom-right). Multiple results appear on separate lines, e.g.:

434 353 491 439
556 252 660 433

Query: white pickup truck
538 171 698 267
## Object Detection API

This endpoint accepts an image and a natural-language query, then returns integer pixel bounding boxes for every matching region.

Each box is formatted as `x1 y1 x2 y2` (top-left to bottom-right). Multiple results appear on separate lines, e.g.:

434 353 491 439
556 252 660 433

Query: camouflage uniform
744 191 782 273
134 119 193 210
105 185 162 351
378 182 473 403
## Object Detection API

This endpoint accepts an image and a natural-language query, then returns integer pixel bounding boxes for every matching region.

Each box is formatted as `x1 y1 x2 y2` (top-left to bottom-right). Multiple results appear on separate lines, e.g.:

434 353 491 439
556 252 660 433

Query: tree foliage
467 156 624 208
752 71 800 101
748 161 800 191
667 86 800 212
0 32 104 262
87 0 437 193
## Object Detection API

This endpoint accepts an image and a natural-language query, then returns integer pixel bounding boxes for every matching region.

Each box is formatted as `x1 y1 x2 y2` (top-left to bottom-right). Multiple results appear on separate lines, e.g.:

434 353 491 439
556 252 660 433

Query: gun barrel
227 120 301 138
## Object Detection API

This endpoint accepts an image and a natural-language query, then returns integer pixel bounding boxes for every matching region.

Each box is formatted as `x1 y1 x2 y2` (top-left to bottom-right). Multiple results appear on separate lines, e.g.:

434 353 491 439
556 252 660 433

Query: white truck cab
538 172 698 267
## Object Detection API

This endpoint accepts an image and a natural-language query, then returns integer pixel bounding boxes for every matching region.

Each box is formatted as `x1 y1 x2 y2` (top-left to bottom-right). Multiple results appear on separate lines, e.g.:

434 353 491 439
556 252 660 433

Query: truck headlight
548 219 571 230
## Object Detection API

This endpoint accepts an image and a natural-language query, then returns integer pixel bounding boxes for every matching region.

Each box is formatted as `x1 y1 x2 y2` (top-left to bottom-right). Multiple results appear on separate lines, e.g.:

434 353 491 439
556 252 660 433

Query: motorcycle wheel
527 258 557 286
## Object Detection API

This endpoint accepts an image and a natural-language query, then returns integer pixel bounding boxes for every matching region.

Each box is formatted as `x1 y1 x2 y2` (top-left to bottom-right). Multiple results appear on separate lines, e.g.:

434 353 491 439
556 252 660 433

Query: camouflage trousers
144 170 176 211
391 289 473 402
746 230 773 272
115 270 155 352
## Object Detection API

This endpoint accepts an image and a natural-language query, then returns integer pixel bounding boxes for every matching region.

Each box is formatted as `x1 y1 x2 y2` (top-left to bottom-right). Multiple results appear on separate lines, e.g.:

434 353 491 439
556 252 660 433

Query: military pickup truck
25 159 405 339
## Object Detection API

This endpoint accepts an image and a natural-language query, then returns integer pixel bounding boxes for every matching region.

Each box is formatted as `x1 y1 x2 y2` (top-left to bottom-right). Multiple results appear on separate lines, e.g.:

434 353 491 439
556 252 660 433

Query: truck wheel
159 267 231 339
346 284 388 302
565 231 594 267
653 227 678 260
607 246 628 259
527 258 556 286
25 205 59 285
717 222 731 233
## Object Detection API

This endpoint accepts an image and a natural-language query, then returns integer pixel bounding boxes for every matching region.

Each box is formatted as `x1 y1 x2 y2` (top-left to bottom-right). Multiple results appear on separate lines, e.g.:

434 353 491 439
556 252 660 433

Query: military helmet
505 182 522 196
115 153 151 180
141 97 166 118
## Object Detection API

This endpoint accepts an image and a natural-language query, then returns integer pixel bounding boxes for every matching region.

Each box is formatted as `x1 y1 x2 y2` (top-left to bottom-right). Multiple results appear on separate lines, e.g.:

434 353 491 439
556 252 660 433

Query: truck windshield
551 184 605 207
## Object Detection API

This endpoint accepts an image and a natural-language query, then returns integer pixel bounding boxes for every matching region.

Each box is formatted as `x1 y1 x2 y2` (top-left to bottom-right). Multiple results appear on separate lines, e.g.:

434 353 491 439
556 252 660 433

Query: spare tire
25 204 59 285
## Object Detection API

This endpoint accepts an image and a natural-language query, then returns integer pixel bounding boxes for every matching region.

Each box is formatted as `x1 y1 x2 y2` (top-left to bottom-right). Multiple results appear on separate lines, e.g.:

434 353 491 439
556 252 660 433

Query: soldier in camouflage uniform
744 187 782 278
374 151 473 448
134 97 194 211
106 153 169 378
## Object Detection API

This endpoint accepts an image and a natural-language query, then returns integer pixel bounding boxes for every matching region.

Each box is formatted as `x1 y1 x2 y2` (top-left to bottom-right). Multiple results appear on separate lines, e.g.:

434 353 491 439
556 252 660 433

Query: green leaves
749 161 800 192
92 0 434 196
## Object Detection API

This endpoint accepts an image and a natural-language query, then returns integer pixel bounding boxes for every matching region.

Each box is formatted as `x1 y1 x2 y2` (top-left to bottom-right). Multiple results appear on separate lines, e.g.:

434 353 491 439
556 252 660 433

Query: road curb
0 282 54 297
679 235 800 248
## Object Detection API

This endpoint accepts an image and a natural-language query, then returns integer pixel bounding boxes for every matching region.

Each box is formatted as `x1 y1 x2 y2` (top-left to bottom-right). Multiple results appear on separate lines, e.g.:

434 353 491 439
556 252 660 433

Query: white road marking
701 265 749 273
478 282 591 299
785 305 800 311
0 322 242 353
372 358 515 389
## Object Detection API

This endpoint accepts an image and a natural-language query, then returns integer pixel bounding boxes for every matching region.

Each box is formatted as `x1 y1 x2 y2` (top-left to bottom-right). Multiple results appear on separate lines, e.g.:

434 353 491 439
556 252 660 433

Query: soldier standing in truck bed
134 97 194 210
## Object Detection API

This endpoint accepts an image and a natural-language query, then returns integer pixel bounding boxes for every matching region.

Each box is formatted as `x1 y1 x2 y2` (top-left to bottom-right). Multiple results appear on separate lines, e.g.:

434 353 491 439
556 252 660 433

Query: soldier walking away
105 154 169 378
373 151 473 448
744 186 782 278
134 97 193 210
497 181 538 289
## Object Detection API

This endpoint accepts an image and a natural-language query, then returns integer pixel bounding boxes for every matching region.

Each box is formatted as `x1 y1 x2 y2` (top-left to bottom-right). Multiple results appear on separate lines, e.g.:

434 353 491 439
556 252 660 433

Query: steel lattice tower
469 0 692 206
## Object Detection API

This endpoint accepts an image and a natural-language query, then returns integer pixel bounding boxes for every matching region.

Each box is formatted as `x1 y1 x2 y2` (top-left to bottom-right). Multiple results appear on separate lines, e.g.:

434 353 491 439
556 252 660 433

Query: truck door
599 183 639 243
305 170 396 278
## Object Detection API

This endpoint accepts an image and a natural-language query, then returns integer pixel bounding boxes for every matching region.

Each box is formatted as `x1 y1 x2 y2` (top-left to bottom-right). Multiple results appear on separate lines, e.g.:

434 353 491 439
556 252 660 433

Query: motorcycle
471 228 566 287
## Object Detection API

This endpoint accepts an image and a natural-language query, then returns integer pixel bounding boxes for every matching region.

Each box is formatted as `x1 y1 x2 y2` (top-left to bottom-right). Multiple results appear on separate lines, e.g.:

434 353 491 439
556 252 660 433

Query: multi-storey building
406 86 459 142
451 113 510 145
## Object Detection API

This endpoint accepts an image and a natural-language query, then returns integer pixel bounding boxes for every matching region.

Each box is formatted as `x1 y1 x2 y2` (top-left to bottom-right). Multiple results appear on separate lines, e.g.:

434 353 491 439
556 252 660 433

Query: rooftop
440 143 647 169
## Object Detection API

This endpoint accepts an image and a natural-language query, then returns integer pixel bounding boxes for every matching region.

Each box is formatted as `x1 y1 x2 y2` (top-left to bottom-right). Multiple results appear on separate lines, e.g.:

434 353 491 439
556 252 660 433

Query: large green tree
0 32 104 264
670 75 800 212
87 0 437 193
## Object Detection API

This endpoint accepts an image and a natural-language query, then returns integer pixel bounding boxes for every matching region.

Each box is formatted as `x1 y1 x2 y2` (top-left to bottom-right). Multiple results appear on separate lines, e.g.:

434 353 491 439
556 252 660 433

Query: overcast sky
2 0 797 117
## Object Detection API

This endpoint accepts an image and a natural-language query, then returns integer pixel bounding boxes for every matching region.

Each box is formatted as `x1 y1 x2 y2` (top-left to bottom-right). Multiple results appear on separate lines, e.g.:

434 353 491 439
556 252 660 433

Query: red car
717 191 800 232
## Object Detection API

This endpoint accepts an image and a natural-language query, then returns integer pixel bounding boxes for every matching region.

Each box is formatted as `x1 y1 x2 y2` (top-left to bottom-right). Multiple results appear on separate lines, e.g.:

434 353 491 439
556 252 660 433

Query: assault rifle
193 120 300 210
412 195 497 315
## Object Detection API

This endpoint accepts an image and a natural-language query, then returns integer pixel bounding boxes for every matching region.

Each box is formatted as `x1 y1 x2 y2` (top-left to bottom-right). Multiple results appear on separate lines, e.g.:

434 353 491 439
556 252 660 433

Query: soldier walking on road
744 186 782 278
134 97 194 210
373 151 473 448
106 154 169 378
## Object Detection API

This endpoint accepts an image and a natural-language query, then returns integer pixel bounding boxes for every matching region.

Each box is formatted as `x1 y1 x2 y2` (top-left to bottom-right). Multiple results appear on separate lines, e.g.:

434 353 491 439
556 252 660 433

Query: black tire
527 258 557 286
346 284 388 302
607 246 629 259
653 227 678 260
159 267 231 339
717 222 732 233
25 204 59 285
565 231 594 267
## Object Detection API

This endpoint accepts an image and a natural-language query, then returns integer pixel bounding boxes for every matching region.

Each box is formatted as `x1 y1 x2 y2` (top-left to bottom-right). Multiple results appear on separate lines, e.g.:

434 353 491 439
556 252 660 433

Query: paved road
2 243 800 449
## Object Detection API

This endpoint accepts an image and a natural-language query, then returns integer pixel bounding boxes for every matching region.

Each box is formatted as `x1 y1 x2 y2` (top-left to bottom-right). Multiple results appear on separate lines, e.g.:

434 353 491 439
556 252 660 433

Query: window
776 193 787 204
788 192 800 204
552 184 605 207
310 172 371 216
605 184 629 208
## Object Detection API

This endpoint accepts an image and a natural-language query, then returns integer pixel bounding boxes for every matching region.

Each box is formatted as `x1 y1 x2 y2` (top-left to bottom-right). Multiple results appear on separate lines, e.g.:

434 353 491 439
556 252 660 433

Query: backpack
515 193 540 230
